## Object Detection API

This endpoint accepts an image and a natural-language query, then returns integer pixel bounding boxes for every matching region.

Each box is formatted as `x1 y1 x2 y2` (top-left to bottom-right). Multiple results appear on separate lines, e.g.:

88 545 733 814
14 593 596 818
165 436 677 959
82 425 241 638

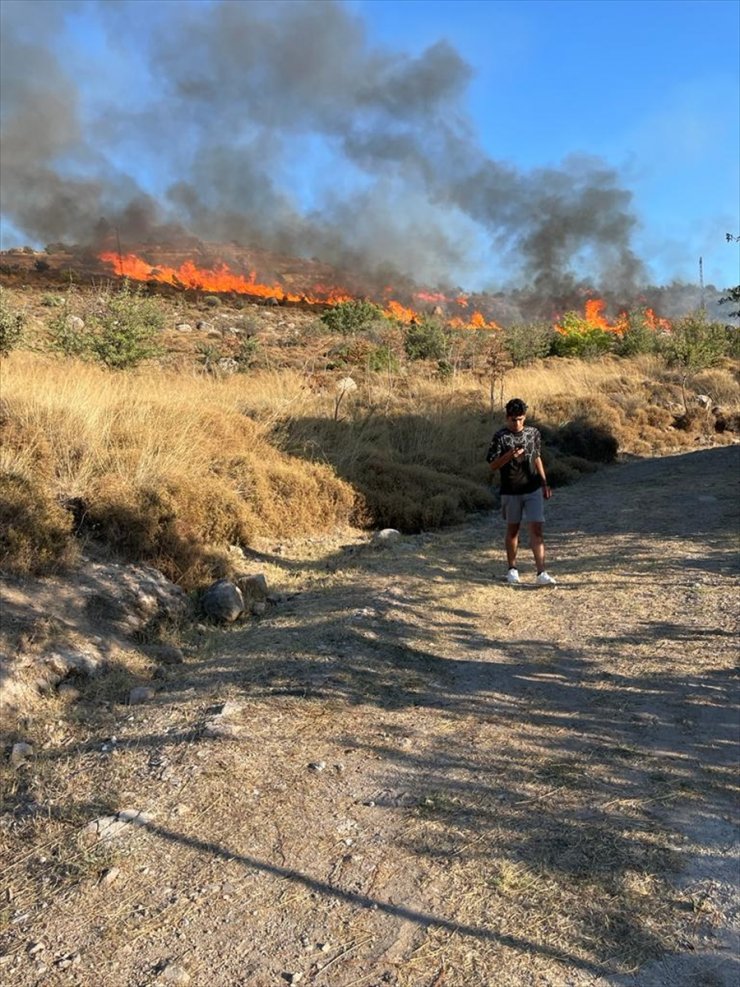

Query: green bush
404 317 450 361
203 295 221 308
48 282 164 369
661 312 728 374
367 344 400 373
234 335 261 372
41 293 65 308
0 289 25 356
502 322 554 366
320 299 384 335
614 310 661 357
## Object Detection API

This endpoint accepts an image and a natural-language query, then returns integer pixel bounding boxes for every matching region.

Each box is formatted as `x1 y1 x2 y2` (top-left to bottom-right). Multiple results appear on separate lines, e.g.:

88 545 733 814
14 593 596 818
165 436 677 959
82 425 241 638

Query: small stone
100 866 121 886
308 761 326 773
57 683 80 700
128 686 156 705
159 962 191 984
28 941 45 955
250 601 267 616
175 323 192 333
319 942 331 953
374 528 401 545
117 808 154 826
288 975 304 985
10 742 33 767
147 644 185 665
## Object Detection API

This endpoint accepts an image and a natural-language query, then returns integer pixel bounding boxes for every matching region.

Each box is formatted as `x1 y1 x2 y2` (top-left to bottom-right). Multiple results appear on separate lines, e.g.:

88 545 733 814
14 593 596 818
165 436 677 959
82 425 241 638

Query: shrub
320 299 384 335
0 289 25 356
203 295 221 308
404 317 450 361
551 312 612 358
0 472 77 574
367 344 400 374
41 293 65 308
661 312 728 374
503 322 554 366
87 282 164 369
614 310 661 357
48 308 90 358
234 335 261 372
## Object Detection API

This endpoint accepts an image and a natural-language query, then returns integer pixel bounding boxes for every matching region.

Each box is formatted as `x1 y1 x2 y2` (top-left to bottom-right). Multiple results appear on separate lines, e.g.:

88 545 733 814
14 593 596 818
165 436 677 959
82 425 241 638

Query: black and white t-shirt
486 426 542 495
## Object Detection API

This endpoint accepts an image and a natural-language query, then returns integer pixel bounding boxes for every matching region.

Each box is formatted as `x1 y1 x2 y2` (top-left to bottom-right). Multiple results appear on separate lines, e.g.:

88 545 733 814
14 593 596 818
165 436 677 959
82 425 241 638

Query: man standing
486 398 556 586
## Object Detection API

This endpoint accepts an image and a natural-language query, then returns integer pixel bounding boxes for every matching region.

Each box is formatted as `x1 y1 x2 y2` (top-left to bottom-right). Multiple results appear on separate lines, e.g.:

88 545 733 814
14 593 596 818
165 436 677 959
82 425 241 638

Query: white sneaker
506 568 520 585
536 571 557 586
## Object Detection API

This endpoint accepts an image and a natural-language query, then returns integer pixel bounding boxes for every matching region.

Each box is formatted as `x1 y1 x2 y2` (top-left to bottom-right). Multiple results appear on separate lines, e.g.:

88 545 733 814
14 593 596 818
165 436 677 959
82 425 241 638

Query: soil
2 445 739 987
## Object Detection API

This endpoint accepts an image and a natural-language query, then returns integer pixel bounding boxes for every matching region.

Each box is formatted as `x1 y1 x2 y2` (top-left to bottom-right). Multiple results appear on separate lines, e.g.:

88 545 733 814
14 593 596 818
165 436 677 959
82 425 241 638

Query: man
486 398 556 586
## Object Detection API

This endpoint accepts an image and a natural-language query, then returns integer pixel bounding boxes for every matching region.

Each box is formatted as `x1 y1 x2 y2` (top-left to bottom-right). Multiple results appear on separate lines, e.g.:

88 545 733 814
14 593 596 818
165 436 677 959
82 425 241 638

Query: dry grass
2 346 738 584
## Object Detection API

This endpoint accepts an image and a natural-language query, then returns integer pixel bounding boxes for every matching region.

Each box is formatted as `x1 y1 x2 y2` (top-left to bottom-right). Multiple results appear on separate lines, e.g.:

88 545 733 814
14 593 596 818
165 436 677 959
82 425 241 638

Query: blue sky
351 0 740 287
1 0 738 293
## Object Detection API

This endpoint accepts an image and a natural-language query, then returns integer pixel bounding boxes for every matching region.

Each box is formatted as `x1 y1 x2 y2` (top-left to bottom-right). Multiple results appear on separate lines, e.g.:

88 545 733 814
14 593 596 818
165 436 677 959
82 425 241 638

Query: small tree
662 312 728 410
404 317 450 361
502 321 554 366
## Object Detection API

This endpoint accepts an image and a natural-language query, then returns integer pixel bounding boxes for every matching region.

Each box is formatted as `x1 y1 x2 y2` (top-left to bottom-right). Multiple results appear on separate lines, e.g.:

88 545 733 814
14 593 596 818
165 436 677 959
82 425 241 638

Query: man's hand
542 483 552 500
511 447 525 460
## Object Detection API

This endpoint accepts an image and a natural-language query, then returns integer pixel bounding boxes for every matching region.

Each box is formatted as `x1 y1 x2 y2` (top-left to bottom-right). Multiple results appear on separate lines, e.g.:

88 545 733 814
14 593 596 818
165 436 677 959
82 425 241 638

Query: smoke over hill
0 0 657 304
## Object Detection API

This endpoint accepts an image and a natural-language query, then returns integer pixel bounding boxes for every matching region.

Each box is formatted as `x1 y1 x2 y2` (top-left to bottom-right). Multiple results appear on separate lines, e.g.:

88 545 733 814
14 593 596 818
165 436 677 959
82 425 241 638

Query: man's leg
529 521 545 572
506 523 520 569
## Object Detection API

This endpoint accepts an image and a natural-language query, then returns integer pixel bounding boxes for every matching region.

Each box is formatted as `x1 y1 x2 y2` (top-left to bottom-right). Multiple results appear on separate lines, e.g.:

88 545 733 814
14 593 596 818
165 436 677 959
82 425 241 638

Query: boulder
235 573 269 612
201 580 244 623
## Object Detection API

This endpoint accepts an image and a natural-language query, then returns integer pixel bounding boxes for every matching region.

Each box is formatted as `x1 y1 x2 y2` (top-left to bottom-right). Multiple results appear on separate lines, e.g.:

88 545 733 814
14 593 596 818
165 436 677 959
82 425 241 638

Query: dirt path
3 446 739 987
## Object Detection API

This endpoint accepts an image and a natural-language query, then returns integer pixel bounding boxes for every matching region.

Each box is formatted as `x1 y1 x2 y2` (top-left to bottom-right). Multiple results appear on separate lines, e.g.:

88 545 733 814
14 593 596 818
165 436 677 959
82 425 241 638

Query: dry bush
1 353 355 587
0 472 78 574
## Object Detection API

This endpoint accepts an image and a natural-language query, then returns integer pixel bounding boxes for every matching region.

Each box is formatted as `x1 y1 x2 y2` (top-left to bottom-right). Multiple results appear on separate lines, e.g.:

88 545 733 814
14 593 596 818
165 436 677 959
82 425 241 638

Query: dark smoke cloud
1 0 647 298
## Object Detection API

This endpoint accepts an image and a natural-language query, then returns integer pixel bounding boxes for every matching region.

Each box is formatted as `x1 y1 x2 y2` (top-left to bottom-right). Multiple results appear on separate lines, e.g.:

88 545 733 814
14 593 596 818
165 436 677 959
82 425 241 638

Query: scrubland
1 283 739 587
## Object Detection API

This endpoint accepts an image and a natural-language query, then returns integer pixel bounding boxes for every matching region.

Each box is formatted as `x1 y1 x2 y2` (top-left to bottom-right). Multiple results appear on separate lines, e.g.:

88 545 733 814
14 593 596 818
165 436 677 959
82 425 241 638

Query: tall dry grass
2 351 737 584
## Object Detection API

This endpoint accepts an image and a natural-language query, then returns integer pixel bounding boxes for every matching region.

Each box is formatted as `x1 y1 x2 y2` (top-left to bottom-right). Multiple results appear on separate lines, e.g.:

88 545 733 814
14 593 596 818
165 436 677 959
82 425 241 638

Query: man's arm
533 455 552 499
489 446 525 472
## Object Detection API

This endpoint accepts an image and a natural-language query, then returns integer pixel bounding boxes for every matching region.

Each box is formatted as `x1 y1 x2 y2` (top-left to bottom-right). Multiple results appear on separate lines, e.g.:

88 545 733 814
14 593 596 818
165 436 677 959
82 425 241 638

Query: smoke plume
1 0 647 298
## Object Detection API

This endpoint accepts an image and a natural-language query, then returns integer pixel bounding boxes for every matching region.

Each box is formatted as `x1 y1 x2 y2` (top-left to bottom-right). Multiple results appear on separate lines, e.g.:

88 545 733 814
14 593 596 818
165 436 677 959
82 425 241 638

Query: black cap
505 398 527 416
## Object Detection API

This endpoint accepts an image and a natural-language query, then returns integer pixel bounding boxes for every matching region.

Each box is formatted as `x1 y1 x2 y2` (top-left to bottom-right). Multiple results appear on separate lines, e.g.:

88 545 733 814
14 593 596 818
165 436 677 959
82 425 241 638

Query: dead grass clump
0 472 78 575
353 456 495 531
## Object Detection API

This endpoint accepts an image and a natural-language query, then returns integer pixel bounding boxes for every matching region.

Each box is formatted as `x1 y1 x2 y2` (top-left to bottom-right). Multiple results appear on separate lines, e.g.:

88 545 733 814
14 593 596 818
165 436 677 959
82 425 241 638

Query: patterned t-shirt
486 425 542 495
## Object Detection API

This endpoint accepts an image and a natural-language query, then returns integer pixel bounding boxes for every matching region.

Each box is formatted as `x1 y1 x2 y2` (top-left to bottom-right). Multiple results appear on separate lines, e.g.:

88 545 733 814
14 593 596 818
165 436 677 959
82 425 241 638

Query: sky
1 0 738 296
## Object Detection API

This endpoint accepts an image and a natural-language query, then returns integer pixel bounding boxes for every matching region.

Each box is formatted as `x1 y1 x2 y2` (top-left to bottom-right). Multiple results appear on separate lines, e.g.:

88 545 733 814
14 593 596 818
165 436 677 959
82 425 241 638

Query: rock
216 357 238 374
27 941 45 956
308 761 326 773
235 572 268 605
175 323 192 333
158 963 191 984
10 742 33 767
129 686 156 705
57 683 80 700
81 815 127 845
373 528 401 545
66 315 85 331
200 580 244 623
251 601 267 616
696 394 712 407
203 700 244 739
195 320 213 332
117 808 154 826
146 644 185 665
99 866 121 886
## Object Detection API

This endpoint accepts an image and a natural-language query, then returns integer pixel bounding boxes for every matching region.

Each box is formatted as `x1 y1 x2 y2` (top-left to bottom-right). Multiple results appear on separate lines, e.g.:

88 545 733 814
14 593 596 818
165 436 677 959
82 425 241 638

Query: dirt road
3 446 739 986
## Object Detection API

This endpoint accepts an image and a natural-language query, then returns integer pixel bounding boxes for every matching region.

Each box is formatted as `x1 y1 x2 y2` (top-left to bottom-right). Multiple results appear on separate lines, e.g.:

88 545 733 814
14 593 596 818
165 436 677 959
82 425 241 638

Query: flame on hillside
556 297 672 335
99 251 501 329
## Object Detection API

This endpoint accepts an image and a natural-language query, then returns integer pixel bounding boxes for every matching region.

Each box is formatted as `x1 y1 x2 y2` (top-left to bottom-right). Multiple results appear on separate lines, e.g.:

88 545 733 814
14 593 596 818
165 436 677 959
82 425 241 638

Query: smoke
1 0 647 297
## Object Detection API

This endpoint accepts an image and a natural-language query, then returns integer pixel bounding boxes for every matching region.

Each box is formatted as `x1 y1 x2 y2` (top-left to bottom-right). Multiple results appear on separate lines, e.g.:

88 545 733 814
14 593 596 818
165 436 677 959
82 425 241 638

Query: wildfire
98 250 501 329
556 298 672 336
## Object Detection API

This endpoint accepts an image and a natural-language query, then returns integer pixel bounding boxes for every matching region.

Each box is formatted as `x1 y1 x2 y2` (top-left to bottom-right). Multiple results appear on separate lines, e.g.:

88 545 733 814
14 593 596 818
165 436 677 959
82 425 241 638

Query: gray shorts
501 488 545 524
